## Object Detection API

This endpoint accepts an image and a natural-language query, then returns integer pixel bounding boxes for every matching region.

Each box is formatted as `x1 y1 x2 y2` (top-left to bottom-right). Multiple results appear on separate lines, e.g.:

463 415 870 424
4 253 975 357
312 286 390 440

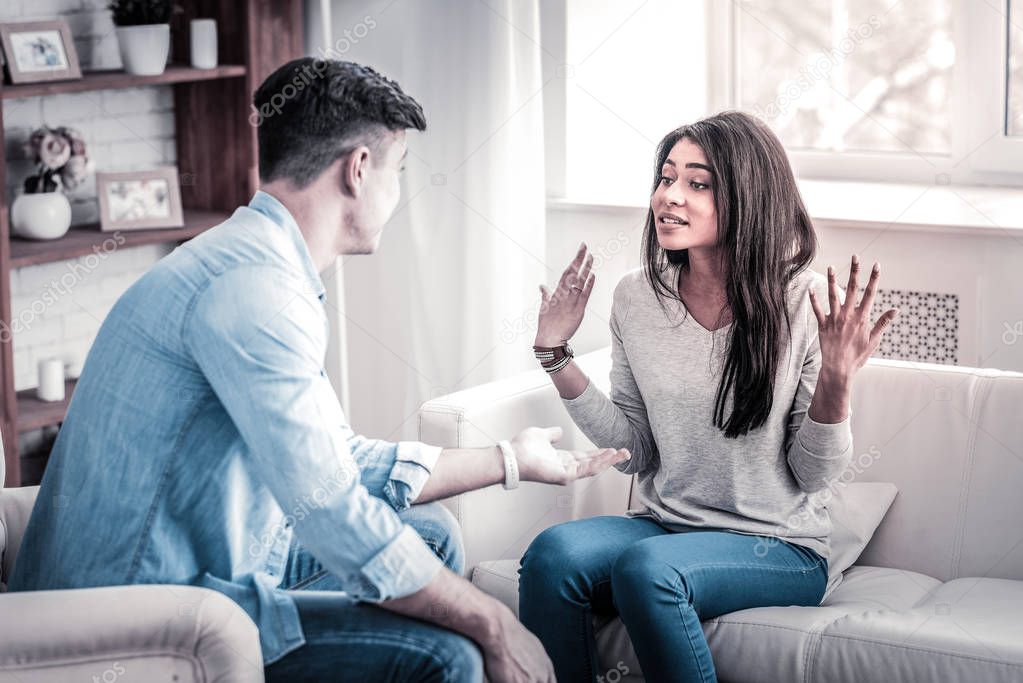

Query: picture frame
96 167 184 232
0 20 82 85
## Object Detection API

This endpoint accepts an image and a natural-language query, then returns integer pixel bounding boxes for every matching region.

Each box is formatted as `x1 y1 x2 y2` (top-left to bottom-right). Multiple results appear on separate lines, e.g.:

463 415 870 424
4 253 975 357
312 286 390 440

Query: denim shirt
9 191 445 665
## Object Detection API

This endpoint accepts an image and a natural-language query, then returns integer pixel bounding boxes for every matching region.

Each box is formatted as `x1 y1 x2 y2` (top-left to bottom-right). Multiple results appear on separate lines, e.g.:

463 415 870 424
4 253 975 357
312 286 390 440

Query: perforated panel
870 289 959 365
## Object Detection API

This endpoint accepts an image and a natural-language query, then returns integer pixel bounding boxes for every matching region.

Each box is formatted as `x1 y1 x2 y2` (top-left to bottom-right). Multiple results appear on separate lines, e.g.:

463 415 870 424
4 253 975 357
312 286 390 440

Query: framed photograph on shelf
0 20 82 85
96 168 184 232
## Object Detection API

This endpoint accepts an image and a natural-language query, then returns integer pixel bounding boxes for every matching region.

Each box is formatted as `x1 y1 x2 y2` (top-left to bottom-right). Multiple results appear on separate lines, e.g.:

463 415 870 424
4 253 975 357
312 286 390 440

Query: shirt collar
248 190 326 302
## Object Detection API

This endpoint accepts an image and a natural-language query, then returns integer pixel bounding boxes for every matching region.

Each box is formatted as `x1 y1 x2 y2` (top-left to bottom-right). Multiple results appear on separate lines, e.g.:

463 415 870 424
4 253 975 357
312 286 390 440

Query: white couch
420 347 1023 682
0 456 264 681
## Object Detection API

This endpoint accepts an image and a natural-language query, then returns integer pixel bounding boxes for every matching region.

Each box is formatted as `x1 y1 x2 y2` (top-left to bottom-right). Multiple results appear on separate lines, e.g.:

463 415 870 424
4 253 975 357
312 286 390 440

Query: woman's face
650 138 717 253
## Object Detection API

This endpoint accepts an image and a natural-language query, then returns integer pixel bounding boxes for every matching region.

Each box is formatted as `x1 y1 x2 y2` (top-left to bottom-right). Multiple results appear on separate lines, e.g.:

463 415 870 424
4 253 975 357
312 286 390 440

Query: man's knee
434 631 484 682
399 502 465 575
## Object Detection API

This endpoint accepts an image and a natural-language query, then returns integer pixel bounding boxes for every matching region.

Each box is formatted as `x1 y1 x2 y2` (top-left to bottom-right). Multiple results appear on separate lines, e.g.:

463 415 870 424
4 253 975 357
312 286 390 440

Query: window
557 0 710 204
548 0 1023 202
735 0 955 156
1008 0 1023 136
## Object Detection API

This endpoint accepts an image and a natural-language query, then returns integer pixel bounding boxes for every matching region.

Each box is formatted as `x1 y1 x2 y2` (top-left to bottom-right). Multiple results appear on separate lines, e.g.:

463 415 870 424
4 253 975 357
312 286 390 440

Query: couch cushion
0 485 40 589
475 560 968 682
813 575 1023 682
609 565 942 682
472 560 522 617
822 482 899 600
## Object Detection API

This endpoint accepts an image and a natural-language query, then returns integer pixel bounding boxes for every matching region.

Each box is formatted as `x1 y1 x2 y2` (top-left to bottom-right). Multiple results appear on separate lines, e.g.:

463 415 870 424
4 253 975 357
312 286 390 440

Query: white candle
37 357 65 402
190 19 218 70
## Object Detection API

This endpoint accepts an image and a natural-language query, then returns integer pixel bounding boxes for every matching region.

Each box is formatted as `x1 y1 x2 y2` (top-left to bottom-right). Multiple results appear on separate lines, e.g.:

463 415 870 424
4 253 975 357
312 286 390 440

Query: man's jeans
264 502 483 682
519 515 828 683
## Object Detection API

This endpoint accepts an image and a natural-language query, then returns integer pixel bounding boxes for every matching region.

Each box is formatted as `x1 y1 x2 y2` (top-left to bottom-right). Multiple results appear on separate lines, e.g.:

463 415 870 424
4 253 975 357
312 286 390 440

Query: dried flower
22 125 92 195
38 132 72 170
59 155 91 191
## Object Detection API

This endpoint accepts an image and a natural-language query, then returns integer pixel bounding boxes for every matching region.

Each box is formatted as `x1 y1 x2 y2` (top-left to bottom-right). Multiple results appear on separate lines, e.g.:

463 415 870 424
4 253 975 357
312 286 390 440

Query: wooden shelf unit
0 64 247 100
0 0 305 487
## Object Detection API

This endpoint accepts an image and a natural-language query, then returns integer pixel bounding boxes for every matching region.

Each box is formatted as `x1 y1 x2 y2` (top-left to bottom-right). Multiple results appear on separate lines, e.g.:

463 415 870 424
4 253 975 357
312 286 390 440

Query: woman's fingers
859 262 881 320
827 266 840 316
869 307 900 346
576 252 594 287
561 243 588 286
582 272 596 298
844 254 860 313
808 287 826 326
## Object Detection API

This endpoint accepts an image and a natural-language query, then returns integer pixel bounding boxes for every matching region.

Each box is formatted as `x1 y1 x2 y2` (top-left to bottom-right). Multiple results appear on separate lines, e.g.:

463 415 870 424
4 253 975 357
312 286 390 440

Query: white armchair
0 444 264 683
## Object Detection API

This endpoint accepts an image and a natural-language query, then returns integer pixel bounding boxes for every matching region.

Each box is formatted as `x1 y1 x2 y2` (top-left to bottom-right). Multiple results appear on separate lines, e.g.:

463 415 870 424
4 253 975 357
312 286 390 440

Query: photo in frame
96 168 184 232
0 20 82 85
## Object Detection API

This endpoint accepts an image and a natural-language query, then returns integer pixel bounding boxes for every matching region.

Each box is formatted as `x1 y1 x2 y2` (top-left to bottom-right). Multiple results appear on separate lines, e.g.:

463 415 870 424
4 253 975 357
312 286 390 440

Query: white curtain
323 0 548 440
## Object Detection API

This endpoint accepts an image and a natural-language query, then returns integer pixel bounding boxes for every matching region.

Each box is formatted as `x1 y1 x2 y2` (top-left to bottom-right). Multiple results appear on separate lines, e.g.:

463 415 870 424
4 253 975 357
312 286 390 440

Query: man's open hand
512 426 630 485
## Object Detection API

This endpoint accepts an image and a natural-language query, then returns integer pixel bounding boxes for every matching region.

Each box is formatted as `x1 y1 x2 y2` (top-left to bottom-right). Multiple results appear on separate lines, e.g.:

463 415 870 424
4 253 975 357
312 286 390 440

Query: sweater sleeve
562 278 658 475
785 275 854 492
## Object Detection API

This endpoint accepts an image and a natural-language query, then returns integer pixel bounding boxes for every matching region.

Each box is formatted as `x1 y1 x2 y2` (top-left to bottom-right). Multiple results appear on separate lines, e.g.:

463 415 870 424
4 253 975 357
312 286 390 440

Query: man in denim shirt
10 59 628 682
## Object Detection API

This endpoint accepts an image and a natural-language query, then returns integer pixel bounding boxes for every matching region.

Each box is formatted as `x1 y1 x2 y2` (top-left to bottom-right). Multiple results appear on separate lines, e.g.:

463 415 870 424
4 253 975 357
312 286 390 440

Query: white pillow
822 481 899 601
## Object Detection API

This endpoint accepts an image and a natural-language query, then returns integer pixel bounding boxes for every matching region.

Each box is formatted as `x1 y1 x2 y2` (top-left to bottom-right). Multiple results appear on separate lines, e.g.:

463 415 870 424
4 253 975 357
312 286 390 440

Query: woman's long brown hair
642 111 817 438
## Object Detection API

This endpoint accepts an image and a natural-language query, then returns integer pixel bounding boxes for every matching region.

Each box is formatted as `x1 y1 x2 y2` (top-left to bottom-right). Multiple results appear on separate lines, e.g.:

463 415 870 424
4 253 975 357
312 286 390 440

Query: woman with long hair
519 111 899 682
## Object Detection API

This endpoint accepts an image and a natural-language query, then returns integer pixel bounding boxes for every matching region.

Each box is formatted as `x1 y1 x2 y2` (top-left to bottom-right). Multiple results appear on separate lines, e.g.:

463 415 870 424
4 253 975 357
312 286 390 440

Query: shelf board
0 64 247 100
9 208 228 268
17 379 76 432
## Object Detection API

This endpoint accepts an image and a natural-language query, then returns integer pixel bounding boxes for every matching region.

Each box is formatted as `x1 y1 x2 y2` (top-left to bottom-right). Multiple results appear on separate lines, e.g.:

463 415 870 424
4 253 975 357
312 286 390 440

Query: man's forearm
414 446 505 503
381 566 506 646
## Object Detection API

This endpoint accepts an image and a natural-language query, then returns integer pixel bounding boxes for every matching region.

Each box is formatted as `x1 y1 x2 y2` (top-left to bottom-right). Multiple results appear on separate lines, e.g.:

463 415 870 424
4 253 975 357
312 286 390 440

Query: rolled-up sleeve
340 424 443 511
186 265 442 602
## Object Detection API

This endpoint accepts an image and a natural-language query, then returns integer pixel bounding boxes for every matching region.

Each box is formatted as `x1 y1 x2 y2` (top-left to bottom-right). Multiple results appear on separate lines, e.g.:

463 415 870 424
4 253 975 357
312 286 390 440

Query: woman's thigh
520 515 668 610
611 530 828 619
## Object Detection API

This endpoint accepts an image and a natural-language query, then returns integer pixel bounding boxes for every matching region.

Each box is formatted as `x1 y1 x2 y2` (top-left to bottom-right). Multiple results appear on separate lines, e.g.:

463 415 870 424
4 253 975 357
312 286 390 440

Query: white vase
116 24 171 76
11 192 72 241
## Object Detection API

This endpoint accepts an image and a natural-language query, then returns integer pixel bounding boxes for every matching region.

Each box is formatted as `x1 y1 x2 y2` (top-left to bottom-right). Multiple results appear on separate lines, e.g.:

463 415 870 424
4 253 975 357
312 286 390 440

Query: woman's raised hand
536 243 595 346
809 255 900 380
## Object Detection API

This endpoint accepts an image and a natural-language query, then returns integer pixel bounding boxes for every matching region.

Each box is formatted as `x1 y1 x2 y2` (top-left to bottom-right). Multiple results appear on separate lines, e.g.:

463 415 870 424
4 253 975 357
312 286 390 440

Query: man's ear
340 146 372 198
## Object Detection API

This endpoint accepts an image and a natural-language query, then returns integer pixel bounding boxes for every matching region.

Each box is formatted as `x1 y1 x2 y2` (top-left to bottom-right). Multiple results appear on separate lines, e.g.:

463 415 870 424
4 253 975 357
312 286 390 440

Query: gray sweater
563 267 852 560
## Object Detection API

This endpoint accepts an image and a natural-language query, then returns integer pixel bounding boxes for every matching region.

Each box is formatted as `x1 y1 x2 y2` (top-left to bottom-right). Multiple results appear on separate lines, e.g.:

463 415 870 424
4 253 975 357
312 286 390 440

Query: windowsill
548 179 1023 238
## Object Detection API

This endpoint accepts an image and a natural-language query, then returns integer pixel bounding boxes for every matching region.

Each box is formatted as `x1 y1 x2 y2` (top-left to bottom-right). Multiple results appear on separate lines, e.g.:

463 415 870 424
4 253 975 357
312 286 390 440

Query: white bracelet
498 440 519 490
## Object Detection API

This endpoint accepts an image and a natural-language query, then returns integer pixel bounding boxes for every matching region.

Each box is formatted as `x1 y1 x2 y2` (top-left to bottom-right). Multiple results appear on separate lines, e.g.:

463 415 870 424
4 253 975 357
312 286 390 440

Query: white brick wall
2 0 176 390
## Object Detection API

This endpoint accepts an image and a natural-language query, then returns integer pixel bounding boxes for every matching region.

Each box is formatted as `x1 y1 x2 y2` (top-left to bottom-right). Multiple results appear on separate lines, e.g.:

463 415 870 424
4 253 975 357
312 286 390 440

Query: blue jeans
519 515 827 683
265 502 483 682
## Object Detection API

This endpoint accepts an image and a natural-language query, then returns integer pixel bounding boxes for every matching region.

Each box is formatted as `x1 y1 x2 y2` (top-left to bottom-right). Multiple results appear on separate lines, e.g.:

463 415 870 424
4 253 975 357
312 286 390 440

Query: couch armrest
419 348 632 574
0 584 263 683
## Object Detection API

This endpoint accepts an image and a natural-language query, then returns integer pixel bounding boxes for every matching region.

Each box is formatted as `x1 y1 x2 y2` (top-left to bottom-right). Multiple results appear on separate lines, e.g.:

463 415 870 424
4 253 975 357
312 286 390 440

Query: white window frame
726 0 1023 185
545 0 1023 199
961 0 1023 174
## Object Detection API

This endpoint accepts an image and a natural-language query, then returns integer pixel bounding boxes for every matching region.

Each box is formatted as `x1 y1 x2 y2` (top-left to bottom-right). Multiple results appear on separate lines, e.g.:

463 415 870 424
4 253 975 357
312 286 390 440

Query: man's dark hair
253 58 426 188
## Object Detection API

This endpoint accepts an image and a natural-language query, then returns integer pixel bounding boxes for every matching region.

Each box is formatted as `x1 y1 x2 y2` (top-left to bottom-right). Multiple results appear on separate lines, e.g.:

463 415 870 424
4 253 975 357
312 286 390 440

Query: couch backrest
581 347 1023 582
419 349 632 573
847 358 1023 582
